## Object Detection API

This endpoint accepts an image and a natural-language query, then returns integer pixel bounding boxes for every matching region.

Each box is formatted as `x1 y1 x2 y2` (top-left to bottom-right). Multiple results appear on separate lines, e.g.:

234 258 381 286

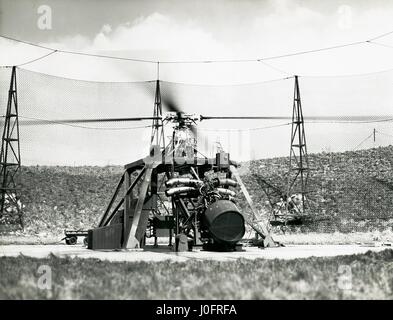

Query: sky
2 0 393 80
1 0 393 165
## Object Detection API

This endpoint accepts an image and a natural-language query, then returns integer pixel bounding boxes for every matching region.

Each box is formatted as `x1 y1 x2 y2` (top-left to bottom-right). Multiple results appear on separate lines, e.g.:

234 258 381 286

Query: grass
1 249 393 299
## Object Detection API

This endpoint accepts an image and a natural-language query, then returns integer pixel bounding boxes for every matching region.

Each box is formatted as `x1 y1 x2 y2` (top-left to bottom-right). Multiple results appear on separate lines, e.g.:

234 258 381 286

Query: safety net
0 66 393 234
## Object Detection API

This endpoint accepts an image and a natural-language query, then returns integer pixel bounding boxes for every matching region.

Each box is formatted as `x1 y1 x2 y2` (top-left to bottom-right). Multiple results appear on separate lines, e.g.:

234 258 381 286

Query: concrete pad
0 244 389 262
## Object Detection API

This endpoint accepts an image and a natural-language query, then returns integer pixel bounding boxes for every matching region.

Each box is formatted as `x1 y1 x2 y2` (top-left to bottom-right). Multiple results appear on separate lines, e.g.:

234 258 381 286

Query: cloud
91 13 227 59
101 24 112 35
3 6 393 81
1 12 283 83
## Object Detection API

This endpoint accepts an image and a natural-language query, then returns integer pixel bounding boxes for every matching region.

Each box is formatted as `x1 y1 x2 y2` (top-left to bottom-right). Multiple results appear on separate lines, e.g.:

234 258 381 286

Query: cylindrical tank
203 200 245 244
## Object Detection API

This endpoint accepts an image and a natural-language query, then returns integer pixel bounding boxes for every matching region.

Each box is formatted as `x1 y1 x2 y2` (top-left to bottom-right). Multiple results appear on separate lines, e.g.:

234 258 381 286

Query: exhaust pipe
165 186 197 197
165 178 203 188
213 178 238 188
216 188 236 197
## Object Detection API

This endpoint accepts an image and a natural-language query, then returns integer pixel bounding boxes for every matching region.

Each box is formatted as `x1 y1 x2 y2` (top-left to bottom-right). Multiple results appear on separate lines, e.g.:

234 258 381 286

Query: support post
123 170 131 245
98 173 125 227
0 66 22 229
125 165 154 249
230 165 278 247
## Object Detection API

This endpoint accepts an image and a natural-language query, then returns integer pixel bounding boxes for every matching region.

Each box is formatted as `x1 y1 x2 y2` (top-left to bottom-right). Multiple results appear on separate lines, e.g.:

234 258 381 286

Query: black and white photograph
0 0 393 307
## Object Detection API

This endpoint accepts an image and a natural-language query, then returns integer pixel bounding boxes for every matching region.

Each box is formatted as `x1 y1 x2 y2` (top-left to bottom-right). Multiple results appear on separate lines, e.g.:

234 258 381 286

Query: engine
165 176 245 251
202 200 245 245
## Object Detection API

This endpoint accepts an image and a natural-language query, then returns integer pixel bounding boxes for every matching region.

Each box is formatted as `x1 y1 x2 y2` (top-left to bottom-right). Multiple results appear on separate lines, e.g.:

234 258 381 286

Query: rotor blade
201 116 291 120
305 116 393 122
162 98 181 113
18 116 160 125
161 89 182 113
200 115 393 122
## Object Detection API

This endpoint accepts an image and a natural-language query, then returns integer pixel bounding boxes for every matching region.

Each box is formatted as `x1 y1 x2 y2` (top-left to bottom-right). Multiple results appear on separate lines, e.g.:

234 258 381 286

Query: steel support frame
254 176 286 208
95 166 147 248
230 165 278 247
0 66 22 228
287 75 310 212
125 164 154 248
150 80 165 151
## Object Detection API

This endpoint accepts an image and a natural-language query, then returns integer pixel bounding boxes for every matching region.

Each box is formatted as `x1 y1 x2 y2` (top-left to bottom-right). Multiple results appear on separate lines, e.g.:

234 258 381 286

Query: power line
160 75 294 86
1 28 393 66
353 133 373 150
17 51 58 67
17 67 156 84
16 116 152 130
257 60 292 76
0 34 54 51
367 40 393 50
368 30 393 42
250 122 292 131
0 34 155 65
59 49 156 63
375 130 393 138
351 128 393 151
262 40 365 61
298 65 393 78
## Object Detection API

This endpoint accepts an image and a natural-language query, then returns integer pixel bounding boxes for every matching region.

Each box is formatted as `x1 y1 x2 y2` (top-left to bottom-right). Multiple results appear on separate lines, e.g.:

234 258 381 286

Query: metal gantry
0 66 23 229
287 75 310 212
150 80 165 151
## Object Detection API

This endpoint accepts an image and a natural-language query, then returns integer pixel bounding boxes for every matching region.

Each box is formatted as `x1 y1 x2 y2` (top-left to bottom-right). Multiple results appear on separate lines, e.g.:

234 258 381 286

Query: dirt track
0 244 390 262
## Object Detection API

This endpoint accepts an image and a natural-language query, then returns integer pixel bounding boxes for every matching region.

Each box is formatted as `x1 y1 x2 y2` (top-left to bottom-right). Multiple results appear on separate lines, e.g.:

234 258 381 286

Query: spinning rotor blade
161 92 182 114
159 89 200 135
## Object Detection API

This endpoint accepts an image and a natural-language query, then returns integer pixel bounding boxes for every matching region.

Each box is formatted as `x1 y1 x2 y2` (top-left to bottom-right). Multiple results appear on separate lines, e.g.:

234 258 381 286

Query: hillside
242 146 393 232
18 166 124 235
3 146 393 235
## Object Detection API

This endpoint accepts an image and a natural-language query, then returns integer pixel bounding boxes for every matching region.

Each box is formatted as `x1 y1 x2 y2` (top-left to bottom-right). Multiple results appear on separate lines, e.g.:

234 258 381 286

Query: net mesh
0 66 393 234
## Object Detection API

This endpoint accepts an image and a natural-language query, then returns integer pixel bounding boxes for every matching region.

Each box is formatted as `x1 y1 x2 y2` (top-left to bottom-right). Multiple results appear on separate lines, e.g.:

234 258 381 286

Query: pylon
0 66 22 229
150 80 165 151
287 75 309 212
